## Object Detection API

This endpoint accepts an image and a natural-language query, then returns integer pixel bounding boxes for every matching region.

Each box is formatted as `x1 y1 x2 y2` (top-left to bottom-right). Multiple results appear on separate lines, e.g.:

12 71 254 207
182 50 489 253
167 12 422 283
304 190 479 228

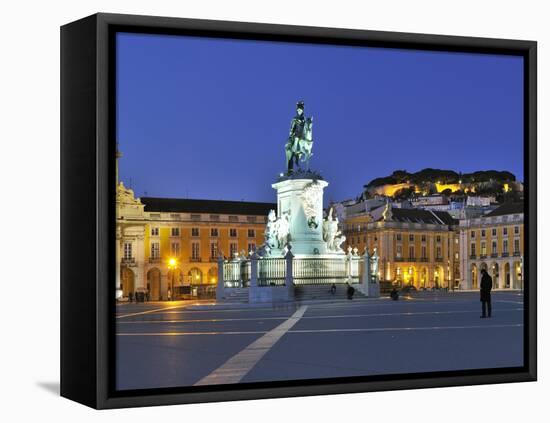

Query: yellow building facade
116 182 274 300
459 202 524 290
344 206 460 288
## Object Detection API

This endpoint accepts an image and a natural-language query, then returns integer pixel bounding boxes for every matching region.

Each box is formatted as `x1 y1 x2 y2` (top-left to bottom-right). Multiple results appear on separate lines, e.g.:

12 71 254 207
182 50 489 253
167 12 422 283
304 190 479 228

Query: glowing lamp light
168 258 177 267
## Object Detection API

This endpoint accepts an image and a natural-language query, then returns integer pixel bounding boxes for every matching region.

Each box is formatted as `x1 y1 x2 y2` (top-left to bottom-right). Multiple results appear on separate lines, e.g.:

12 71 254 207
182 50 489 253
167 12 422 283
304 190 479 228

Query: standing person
330 283 336 295
128 291 133 303
480 268 493 318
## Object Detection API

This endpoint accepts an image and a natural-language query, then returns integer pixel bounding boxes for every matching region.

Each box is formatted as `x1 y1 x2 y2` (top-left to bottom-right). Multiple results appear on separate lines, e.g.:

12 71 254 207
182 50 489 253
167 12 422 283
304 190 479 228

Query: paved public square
116 291 524 390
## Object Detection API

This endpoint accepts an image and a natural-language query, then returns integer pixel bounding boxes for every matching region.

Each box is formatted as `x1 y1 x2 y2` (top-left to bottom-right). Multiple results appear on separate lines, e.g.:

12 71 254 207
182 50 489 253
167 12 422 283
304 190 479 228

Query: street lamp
168 257 178 301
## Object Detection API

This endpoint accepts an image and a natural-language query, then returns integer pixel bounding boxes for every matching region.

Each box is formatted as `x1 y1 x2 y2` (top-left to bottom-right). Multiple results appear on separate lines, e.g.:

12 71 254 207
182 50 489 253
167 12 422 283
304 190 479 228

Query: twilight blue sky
117 32 524 204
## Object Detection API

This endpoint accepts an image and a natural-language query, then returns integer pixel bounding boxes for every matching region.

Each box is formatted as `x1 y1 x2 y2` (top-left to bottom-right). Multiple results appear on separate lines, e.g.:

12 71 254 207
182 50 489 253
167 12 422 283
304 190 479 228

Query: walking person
480 268 493 318
128 291 133 303
330 283 336 296
346 283 355 300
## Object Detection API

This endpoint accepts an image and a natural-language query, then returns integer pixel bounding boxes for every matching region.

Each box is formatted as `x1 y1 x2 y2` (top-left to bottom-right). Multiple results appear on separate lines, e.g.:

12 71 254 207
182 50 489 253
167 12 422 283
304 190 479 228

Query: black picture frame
60 12 537 409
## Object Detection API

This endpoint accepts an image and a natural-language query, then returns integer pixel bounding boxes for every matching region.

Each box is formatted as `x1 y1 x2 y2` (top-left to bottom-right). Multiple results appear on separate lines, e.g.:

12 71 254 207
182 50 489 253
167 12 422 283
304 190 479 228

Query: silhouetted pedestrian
346 283 355 300
480 269 492 318
330 284 336 295
128 291 133 303
390 287 399 301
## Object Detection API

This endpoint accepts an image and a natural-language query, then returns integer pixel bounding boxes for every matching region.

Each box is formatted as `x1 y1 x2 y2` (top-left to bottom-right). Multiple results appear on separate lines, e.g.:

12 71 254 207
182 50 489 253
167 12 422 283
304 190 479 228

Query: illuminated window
481 242 486 256
503 240 508 253
191 242 200 259
248 243 256 253
151 242 160 258
396 245 402 258
210 242 218 259
470 243 476 256
171 242 180 256
229 228 237 237
229 242 238 257
436 246 442 259
171 227 180 237
123 242 132 259
151 227 159 236
514 239 520 253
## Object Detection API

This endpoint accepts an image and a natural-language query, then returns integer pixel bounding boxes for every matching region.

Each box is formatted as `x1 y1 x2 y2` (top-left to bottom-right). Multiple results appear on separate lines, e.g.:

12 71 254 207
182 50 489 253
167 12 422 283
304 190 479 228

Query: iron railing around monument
293 257 357 285
258 258 286 286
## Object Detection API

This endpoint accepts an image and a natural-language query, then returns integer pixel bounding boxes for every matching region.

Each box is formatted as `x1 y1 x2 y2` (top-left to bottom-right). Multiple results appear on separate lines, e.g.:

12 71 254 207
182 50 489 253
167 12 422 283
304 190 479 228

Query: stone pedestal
272 177 329 256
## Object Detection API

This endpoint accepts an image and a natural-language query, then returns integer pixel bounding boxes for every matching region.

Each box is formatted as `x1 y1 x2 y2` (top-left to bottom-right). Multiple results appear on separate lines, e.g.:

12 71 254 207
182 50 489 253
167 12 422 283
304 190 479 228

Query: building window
210 228 219 237
436 246 442 259
436 235 441 243
191 242 200 260
396 233 402 241
171 227 180 237
171 242 180 257
210 242 218 259
471 231 475 238
191 227 199 237
409 246 415 259
151 242 160 258
470 243 476 256
151 227 159 236
492 228 497 237
247 216 257 223
248 243 256 253
492 241 497 255
123 242 132 259
503 240 508 253
210 214 220 222
190 214 201 221
421 246 427 259
514 239 520 254
421 235 426 242
396 245 402 258
228 215 239 222
229 228 237 237
247 229 255 238
514 226 519 234
170 213 181 220
481 229 486 237
409 234 414 242
454 252 459 260
481 242 486 256
503 227 508 235
229 242 238 257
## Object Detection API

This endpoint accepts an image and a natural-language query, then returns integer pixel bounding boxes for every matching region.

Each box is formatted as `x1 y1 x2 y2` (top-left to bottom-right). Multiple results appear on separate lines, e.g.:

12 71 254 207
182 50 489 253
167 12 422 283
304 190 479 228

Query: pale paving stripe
116 308 523 324
116 305 190 319
193 305 308 386
116 323 522 337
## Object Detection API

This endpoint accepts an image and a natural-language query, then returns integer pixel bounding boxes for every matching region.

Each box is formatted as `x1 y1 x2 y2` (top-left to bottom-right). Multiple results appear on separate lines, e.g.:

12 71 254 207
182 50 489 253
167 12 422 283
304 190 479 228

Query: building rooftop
484 202 524 217
140 197 276 216
386 207 458 226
